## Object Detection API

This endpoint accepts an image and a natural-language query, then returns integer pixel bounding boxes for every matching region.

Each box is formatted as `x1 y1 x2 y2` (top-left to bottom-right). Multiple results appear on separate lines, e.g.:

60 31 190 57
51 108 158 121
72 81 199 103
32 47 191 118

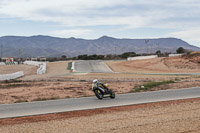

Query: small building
39 57 47 62
2 57 14 63
31 57 46 62
31 58 38 61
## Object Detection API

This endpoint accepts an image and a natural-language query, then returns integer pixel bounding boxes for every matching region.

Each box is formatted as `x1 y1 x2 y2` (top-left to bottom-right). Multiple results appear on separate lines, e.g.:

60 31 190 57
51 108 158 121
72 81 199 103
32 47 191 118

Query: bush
33 96 60 101
67 62 72 70
133 80 175 92
176 47 186 53
77 54 104 60
121 52 136 58
15 99 28 103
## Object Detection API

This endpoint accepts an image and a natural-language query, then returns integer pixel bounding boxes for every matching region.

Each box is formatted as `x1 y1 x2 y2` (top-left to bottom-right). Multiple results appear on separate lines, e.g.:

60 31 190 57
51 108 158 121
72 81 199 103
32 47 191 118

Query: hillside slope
0 35 199 57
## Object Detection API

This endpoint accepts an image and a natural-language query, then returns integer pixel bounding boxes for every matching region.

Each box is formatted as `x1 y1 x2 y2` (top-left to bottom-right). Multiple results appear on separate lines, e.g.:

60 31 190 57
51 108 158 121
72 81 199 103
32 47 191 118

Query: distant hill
0 35 200 58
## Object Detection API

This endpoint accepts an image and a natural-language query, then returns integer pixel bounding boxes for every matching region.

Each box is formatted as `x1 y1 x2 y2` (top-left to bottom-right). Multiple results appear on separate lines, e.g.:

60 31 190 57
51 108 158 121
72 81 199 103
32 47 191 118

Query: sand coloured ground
19 61 71 80
0 54 200 132
0 64 37 75
0 98 199 133
105 56 200 73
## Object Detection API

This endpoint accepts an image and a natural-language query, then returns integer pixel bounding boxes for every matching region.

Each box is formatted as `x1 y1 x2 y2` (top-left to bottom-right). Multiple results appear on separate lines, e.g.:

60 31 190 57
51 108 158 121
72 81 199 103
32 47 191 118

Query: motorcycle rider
92 79 115 99
92 79 109 92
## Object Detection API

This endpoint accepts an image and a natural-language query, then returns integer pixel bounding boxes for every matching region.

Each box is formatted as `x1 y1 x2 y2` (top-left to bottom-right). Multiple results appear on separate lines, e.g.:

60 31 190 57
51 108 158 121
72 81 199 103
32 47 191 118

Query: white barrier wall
0 71 24 80
169 54 183 57
71 62 75 72
24 61 46 74
37 62 46 74
127 55 158 61
0 62 5 65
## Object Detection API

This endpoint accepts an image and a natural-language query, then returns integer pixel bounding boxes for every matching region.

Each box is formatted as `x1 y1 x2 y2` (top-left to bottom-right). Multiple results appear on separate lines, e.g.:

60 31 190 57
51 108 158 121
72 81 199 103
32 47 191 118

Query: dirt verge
105 56 200 73
0 98 199 133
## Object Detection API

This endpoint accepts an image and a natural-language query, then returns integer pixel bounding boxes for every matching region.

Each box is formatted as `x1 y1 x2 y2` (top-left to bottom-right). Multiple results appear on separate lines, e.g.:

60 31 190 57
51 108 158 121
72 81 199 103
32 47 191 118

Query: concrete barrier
24 61 46 75
169 54 183 57
0 62 5 65
71 62 75 72
37 62 46 74
127 55 158 61
0 71 24 80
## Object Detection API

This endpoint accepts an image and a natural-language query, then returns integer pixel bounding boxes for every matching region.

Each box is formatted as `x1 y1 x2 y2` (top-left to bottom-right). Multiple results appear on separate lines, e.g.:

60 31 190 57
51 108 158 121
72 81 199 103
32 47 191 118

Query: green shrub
33 96 60 101
32 97 47 101
15 99 28 103
67 62 72 70
0 83 29 89
133 80 175 92
49 96 60 100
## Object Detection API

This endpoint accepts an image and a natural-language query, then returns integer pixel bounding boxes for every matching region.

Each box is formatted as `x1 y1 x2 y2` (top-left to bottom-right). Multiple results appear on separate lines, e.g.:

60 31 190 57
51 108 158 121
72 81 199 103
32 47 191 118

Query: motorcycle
92 83 115 100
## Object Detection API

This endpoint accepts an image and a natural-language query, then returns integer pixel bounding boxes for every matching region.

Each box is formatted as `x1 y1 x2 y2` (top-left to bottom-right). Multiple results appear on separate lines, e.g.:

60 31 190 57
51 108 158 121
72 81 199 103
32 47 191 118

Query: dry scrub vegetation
0 64 37 75
106 53 200 73
0 75 200 104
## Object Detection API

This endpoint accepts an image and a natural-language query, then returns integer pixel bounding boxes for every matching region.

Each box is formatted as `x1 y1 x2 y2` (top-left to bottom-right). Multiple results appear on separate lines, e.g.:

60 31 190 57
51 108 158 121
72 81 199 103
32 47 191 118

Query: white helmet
93 79 98 84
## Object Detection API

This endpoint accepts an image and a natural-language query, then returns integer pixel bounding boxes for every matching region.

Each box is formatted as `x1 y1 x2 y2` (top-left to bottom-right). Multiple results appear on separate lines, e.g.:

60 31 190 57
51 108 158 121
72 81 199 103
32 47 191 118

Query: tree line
0 47 189 62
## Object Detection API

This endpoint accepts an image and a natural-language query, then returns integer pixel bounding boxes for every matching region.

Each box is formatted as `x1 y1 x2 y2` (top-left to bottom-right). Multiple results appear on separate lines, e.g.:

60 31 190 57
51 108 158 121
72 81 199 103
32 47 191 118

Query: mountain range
0 35 200 58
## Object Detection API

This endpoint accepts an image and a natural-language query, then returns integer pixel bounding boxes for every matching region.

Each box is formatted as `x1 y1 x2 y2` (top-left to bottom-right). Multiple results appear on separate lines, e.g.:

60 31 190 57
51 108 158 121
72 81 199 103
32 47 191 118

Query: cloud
168 28 200 45
51 29 92 38
0 0 199 29
0 0 200 46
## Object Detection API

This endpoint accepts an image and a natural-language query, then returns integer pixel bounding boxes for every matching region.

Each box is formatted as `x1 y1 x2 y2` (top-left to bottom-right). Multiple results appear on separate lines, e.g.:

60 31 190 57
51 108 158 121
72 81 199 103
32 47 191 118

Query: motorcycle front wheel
94 89 103 100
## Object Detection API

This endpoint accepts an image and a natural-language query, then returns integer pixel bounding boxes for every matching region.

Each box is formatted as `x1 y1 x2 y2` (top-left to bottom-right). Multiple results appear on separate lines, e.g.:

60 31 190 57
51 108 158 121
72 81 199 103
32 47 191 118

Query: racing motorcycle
92 83 115 100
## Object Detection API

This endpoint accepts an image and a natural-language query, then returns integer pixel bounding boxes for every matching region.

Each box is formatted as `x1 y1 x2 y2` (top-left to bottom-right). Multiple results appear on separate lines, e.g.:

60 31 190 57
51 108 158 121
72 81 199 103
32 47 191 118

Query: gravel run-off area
0 98 199 133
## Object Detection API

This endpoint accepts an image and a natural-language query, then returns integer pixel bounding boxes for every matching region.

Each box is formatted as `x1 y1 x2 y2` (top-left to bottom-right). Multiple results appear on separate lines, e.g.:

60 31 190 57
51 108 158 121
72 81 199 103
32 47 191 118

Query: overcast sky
0 0 200 47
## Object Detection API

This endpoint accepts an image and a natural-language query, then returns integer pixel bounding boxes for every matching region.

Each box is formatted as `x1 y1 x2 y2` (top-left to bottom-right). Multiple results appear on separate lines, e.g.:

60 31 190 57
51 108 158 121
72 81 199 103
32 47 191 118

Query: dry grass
0 76 200 104
19 61 71 80
0 81 137 104
105 56 200 73
0 64 37 75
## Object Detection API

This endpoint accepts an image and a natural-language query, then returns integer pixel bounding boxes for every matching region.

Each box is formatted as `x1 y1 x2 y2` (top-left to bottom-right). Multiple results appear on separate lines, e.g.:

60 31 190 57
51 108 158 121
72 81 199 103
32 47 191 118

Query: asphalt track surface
0 87 199 119
74 60 113 73
73 60 200 75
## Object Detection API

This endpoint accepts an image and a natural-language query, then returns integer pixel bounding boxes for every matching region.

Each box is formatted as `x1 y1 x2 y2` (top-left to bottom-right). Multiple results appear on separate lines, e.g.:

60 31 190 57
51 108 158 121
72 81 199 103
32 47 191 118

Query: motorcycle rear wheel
109 90 115 99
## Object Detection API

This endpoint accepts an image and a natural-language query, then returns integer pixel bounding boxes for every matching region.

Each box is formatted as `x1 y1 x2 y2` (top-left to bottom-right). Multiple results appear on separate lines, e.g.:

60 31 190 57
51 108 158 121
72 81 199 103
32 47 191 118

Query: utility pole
114 46 117 56
145 40 149 54
156 43 160 51
1 44 3 60
150 44 153 54
18 49 22 58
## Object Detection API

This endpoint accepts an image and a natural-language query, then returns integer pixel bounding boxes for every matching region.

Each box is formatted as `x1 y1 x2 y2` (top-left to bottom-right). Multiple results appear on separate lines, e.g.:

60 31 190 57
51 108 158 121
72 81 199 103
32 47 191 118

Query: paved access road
0 87 199 119
74 60 113 73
